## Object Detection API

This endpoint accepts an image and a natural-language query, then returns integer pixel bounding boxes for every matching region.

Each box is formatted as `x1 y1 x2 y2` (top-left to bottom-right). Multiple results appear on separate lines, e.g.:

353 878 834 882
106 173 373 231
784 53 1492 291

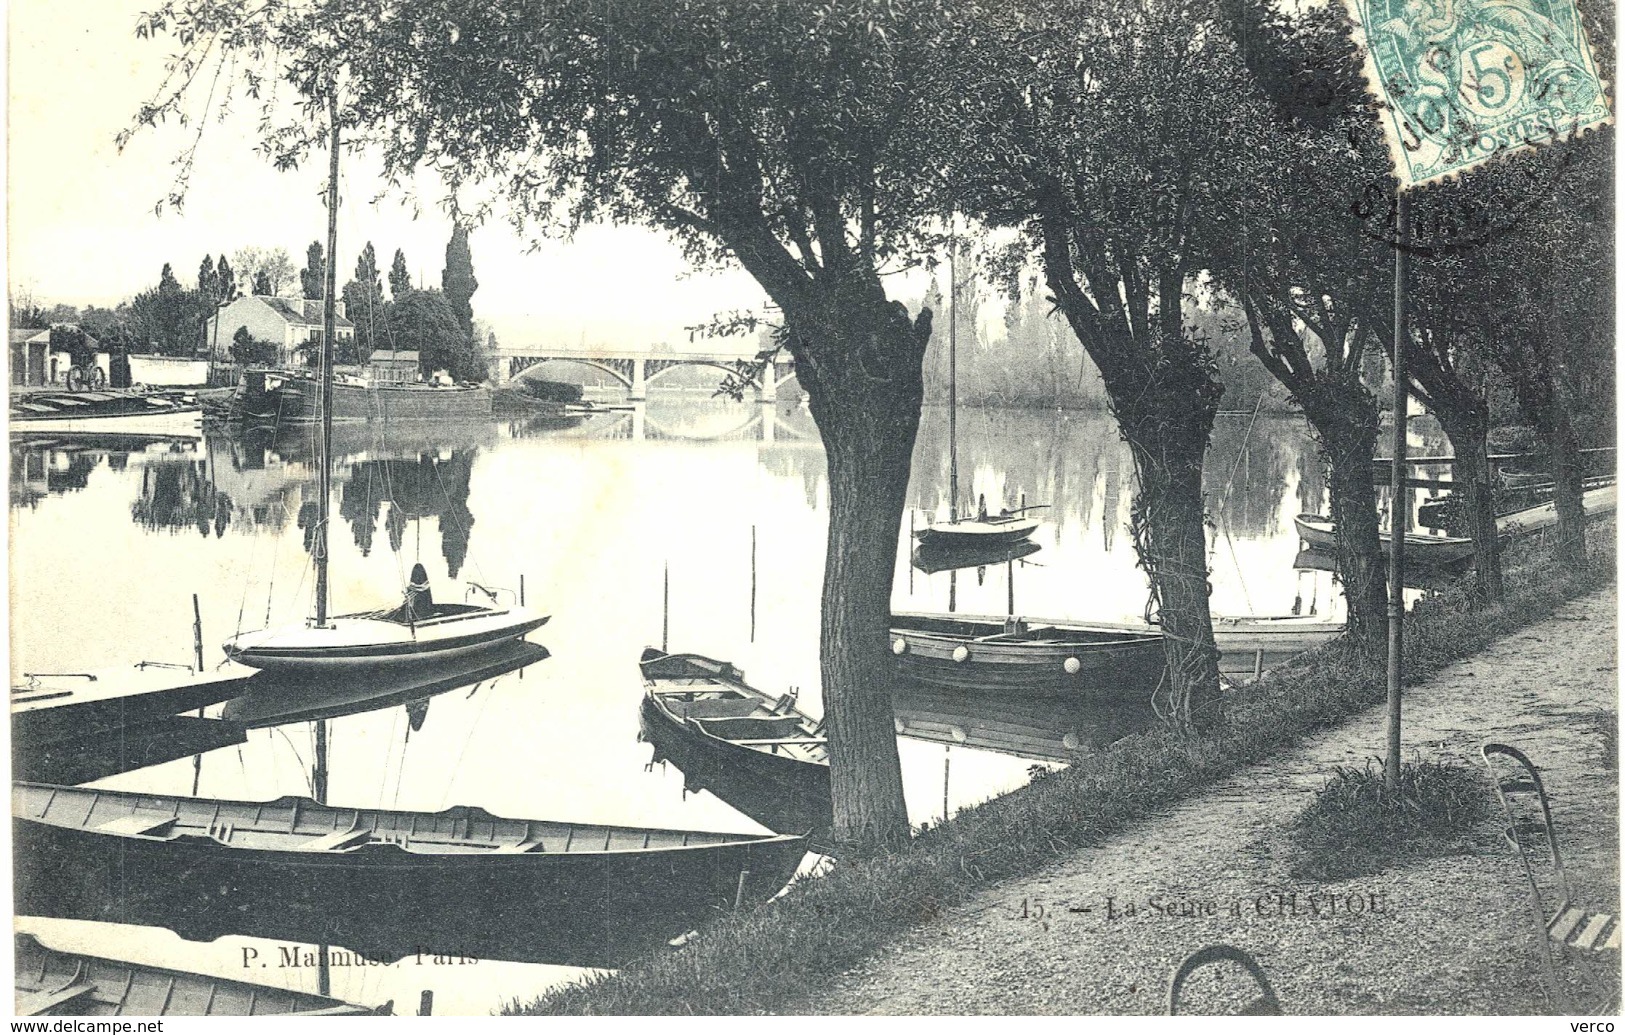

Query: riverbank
514 523 1616 1015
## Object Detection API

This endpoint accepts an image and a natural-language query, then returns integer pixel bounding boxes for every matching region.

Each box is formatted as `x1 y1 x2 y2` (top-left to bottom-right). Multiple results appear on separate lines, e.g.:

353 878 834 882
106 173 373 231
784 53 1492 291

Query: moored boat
223 597 549 674
640 648 831 847
1495 483 1617 538
10 390 202 439
269 369 492 424
1293 513 1477 565
889 612 1167 696
912 536 1042 574
914 512 1041 548
14 782 810 964
14 933 388 1016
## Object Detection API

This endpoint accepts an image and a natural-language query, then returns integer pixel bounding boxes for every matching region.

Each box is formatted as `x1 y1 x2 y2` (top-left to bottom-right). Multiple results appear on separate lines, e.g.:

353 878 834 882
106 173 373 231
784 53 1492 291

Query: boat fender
952 645 970 663
892 637 908 655
1063 657 1082 675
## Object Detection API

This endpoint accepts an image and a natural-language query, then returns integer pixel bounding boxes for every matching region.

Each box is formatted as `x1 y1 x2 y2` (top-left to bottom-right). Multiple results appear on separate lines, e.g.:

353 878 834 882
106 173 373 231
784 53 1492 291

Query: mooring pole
191 593 204 672
418 990 434 1017
943 745 951 823
1007 554 1016 616
1385 190 1409 792
662 561 670 653
749 524 757 643
520 573 526 607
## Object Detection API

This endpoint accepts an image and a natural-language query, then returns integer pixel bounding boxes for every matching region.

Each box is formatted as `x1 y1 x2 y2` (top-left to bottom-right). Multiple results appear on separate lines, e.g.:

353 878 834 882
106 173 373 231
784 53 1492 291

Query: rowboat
12 662 259 746
640 648 831 847
888 612 1167 696
912 537 1042 574
914 513 1041 548
14 933 388 1016
1293 513 1477 565
9 390 202 439
1417 476 1614 531
223 599 549 673
14 782 810 967
221 640 549 727
1496 484 1617 537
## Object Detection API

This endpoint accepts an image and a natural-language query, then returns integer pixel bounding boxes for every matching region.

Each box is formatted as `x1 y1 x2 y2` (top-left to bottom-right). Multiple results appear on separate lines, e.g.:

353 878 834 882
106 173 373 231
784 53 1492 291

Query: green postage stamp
1346 0 1613 185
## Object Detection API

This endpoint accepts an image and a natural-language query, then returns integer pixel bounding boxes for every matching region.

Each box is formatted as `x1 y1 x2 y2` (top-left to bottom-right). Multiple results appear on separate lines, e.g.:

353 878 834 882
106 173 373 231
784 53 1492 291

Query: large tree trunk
786 286 930 852
1119 401 1223 733
1300 387 1386 653
1434 405 1502 601
1546 353 1588 570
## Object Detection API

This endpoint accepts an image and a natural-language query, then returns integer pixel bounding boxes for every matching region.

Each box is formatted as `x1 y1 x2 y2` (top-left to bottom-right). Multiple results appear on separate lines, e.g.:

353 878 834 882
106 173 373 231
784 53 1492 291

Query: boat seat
495 834 548 854
973 626 1054 643
296 827 373 852
97 814 178 838
674 698 761 719
695 715 807 740
16 982 96 1016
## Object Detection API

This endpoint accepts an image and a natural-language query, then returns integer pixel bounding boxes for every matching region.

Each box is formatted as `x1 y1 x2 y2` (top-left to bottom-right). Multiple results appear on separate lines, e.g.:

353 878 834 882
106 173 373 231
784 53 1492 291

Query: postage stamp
1345 0 1613 185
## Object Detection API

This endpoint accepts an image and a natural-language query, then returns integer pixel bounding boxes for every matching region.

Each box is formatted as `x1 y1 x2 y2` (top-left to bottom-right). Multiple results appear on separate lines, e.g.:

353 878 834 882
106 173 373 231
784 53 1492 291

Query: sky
5 0 775 352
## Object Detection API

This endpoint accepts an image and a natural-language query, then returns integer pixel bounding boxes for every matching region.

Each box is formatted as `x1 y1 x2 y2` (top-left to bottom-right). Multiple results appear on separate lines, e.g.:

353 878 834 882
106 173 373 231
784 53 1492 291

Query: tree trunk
1434 406 1502 601
1301 390 1386 653
1119 403 1223 732
1547 353 1588 570
787 287 930 852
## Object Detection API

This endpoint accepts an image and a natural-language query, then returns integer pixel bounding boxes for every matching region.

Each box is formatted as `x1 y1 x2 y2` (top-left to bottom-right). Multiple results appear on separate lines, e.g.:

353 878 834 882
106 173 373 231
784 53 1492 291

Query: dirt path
801 588 1619 1015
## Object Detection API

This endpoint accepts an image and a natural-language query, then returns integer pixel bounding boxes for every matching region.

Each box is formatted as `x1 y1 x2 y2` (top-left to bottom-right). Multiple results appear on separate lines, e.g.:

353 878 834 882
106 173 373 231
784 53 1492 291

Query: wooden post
1386 190 1409 792
318 943 330 997
733 869 750 910
1006 553 1015 616
948 569 957 614
520 573 526 607
749 524 757 643
908 511 915 593
191 593 204 672
662 561 670 653
418 990 434 1016
942 745 951 823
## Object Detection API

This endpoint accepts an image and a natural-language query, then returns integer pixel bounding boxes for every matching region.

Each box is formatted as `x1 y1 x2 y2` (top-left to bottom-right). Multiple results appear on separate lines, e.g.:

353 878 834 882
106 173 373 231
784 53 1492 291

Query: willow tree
1217 3 1392 650
953 0 1278 730
135 0 966 849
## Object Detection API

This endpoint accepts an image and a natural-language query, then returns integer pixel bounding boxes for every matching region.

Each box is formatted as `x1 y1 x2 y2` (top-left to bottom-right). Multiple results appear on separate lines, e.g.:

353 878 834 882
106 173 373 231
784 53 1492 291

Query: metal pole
315 92 340 627
948 218 959 522
1386 191 1409 792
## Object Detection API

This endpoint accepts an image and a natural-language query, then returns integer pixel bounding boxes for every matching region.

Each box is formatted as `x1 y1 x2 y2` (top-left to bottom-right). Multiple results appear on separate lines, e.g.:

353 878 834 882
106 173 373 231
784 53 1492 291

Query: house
204 295 354 366
366 350 420 384
9 325 104 387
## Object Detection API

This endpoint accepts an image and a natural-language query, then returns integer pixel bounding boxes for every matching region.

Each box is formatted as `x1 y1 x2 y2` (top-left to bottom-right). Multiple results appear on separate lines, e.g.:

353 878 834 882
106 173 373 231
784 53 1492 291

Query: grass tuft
1288 758 1490 881
511 519 1614 1016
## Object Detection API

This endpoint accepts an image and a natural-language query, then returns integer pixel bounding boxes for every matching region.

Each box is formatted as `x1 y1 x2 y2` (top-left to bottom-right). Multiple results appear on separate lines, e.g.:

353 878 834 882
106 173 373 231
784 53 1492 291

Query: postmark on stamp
1345 0 1613 186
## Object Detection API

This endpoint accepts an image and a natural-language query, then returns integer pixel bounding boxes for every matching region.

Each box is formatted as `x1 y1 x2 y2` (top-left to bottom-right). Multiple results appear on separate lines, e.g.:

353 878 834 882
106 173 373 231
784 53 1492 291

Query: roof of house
253 296 356 330
10 329 45 346
372 350 420 362
10 325 99 348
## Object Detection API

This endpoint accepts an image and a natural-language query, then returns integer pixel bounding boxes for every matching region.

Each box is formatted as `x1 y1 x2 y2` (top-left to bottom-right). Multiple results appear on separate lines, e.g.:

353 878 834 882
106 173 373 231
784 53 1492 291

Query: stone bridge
494 347 797 402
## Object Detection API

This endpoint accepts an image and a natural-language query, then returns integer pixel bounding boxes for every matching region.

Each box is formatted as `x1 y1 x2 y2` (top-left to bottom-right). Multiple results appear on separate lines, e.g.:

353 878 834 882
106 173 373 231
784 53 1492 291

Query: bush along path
516 529 1616 1015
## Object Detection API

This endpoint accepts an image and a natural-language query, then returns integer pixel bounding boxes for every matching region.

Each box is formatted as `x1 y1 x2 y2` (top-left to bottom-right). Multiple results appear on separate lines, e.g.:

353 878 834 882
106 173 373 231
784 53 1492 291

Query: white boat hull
223 607 549 673
10 407 203 439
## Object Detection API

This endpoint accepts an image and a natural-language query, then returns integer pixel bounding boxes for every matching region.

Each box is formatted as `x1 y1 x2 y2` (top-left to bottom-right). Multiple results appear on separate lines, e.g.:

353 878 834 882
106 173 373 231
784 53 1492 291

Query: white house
204 296 355 366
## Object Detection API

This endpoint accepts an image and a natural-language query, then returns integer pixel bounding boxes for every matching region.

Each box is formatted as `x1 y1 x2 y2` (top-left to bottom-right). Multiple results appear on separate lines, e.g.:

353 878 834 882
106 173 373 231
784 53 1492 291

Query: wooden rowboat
12 662 259 746
1496 484 1617 538
888 612 1166 696
640 648 831 848
1293 513 1477 565
14 782 809 966
14 933 388 1016
9 390 202 439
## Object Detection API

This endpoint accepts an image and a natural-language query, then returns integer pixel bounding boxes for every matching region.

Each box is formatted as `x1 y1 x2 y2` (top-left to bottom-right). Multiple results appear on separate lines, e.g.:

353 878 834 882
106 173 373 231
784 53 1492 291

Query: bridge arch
508 356 632 389
643 359 764 392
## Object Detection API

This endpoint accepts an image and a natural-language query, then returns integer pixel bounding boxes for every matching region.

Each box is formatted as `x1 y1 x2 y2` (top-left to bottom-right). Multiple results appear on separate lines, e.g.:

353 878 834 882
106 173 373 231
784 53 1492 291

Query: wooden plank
1549 905 1587 942
96 814 176 837
16 983 96 1016
728 737 829 746
296 827 370 852
1573 913 1613 950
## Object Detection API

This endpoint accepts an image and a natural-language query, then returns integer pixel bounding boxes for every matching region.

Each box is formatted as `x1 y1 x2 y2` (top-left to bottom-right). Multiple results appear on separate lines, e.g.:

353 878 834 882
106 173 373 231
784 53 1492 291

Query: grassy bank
513 521 1616 1015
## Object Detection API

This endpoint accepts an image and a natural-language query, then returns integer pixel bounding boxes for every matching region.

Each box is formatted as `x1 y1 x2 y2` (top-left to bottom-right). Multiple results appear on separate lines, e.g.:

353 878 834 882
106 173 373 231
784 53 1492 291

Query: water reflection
892 685 1157 763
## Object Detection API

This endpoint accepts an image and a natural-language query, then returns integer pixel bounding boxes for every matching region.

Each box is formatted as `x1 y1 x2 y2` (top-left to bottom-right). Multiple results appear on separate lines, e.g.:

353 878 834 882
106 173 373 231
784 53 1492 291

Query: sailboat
222 102 546 674
913 222 1044 548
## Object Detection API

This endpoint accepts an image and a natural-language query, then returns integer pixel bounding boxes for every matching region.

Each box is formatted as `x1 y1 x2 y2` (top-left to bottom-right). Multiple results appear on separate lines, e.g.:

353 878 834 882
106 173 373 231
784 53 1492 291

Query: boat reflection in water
14 715 248 787
891 685 1157 764
912 537 1042 575
221 641 549 727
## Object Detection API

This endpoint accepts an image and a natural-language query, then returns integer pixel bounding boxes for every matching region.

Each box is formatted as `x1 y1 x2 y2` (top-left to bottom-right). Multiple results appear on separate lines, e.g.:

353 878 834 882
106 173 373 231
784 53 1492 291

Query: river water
8 397 1449 1013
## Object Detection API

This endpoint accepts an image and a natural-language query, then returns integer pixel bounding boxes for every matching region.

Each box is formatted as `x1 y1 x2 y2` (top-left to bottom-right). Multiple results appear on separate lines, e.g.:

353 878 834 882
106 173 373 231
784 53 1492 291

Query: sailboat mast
947 218 959 522
315 93 340 627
